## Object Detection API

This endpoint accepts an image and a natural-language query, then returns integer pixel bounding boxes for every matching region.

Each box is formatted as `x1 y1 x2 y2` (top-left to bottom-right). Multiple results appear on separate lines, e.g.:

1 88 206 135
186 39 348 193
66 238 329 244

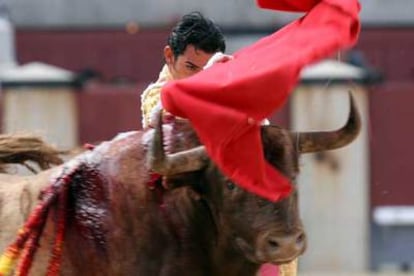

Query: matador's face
164 44 215 80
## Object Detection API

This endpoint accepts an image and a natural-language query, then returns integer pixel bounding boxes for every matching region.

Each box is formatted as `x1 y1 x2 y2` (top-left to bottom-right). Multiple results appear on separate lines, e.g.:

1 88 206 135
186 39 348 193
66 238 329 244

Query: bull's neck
211 213 261 275
162 191 260 276
156 189 216 274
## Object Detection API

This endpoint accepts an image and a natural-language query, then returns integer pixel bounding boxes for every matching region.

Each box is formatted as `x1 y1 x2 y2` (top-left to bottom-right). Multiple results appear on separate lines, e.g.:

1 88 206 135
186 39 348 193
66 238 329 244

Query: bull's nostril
260 232 306 261
267 239 279 249
296 233 305 244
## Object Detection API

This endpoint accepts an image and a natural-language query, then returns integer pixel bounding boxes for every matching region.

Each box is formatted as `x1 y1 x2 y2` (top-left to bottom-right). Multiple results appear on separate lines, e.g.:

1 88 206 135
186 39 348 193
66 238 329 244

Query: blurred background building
0 0 413 273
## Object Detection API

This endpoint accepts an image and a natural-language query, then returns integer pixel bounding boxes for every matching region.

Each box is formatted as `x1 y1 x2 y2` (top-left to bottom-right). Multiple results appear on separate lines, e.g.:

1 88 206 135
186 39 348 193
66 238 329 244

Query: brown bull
0 94 360 275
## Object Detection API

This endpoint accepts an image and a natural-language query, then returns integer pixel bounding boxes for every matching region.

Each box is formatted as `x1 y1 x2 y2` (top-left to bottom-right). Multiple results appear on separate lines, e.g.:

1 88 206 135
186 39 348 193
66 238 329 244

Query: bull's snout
257 230 306 264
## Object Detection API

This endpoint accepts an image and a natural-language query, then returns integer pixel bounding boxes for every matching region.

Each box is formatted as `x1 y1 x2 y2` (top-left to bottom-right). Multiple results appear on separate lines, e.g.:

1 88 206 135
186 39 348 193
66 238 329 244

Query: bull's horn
292 92 361 153
147 112 208 176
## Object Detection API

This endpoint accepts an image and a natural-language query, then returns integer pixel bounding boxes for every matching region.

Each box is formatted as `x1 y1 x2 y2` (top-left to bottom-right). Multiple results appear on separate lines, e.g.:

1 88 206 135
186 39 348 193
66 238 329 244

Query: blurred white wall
293 87 370 272
0 1 16 68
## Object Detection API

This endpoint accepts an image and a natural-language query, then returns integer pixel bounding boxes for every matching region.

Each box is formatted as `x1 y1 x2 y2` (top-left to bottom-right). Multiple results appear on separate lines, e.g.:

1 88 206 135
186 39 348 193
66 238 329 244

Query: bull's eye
226 180 236 190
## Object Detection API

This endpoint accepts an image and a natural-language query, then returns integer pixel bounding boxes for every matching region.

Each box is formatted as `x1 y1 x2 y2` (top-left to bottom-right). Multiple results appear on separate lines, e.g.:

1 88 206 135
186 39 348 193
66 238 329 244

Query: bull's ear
261 125 298 179
261 125 295 156
163 171 202 189
163 173 203 200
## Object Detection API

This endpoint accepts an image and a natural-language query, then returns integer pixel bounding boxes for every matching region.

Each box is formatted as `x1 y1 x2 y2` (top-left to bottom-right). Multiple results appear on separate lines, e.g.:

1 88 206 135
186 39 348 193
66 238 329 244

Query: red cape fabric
257 0 320 11
161 0 361 201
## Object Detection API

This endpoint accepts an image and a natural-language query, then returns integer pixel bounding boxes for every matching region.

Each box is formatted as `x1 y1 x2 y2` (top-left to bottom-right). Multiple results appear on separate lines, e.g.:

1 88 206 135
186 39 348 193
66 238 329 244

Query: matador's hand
203 52 234 70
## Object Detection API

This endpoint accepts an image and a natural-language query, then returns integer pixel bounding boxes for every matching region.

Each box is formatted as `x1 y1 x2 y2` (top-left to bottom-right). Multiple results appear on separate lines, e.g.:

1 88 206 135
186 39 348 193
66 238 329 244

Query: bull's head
147 93 360 265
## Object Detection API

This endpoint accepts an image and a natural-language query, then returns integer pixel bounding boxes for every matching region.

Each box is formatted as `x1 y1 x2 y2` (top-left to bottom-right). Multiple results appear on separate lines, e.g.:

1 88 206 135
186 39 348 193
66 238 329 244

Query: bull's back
0 130 170 275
